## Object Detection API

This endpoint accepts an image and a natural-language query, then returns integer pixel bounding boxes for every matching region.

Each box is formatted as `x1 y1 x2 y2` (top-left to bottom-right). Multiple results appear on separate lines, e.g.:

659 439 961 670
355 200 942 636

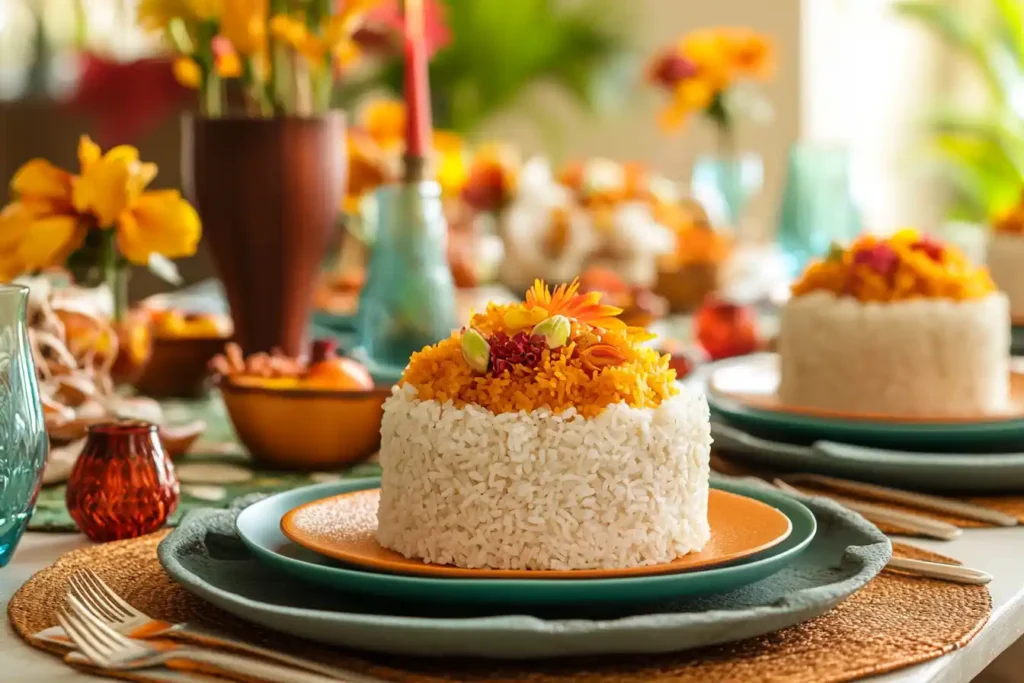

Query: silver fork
58 594 354 682
65 569 371 681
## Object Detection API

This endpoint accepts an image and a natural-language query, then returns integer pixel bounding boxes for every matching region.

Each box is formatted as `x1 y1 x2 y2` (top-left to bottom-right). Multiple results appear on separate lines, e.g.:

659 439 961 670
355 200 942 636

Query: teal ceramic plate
233 478 814 606
712 421 1024 492
159 478 888 658
704 354 1024 450
1013 326 1024 356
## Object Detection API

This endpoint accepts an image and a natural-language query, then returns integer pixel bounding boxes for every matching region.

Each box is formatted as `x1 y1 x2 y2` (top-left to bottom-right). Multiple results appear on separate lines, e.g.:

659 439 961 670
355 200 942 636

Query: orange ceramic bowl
134 336 230 399
218 378 389 470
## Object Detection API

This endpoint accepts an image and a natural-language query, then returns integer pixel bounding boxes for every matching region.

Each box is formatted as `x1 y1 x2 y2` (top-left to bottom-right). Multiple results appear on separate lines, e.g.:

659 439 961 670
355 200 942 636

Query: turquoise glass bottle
776 144 862 277
0 284 48 567
354 181 457 378
690 153 764 227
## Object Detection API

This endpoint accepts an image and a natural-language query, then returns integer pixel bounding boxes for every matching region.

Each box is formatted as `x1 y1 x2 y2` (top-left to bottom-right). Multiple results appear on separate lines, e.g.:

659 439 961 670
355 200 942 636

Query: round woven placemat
10 532 990 683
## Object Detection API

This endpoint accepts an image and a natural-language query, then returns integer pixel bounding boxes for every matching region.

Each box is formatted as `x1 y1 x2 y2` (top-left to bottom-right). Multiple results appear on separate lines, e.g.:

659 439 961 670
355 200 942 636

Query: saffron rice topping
791 229 995 302
399 280 678 416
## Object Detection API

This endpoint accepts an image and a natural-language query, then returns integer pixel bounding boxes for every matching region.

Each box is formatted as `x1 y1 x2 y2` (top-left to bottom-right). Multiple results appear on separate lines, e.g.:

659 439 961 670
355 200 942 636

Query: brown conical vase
182 114 346 356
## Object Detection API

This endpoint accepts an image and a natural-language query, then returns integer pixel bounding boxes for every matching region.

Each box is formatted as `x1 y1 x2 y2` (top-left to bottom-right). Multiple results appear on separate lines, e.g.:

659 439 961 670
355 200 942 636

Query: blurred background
1 0 1000 297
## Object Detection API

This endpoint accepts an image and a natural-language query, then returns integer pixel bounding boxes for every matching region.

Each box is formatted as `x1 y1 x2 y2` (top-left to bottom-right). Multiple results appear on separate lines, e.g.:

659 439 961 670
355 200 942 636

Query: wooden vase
183 114 346 356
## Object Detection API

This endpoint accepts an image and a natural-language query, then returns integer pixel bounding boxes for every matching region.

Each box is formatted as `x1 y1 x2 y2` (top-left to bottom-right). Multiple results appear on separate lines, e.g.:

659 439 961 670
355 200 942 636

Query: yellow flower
658 77 716 131
137 0 196 32
432 132 468 197
1 137 199 281
72 137 199 265
217 48 243 78
117 190 202 265
680 30 733 90
73 136 157 228
726 28 774 79
187 0 223 21
269 14 307 47
173 57 203 88
361 98 405 149
220 0 267 56
1 160 88 280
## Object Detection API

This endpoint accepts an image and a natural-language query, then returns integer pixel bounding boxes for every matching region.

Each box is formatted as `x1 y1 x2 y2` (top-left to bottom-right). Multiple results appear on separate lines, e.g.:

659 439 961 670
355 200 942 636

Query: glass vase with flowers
647 27 775 229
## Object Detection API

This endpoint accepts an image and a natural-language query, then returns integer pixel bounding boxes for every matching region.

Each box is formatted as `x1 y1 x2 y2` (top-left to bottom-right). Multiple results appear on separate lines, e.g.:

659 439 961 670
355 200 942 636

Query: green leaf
359 0 630 135
994 0 1024 66
894 1 1008 101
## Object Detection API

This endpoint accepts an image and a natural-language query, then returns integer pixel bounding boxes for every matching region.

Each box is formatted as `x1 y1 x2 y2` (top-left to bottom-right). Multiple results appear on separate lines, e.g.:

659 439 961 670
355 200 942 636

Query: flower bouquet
647 27 775 226
136 0 385 354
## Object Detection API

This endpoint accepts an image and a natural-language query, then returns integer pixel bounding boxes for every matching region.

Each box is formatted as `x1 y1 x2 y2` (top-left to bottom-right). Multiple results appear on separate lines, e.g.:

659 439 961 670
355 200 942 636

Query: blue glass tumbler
0 284 48 567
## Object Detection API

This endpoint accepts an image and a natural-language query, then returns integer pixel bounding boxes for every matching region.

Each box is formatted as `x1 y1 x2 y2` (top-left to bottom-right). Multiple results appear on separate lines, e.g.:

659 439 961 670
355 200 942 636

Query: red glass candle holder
66 421 180 542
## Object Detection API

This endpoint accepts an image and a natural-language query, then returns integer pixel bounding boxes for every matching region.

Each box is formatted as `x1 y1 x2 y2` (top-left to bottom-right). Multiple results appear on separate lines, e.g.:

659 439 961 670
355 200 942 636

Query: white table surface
2 529 1023 682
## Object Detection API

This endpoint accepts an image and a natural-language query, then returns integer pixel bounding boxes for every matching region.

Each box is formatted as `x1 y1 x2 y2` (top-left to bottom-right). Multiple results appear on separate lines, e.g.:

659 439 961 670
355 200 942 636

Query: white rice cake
778 291 1009 417
376 384 712 571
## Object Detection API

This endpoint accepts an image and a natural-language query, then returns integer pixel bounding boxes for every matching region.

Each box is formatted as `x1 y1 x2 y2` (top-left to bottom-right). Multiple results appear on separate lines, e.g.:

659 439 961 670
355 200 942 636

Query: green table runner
30 394 381 532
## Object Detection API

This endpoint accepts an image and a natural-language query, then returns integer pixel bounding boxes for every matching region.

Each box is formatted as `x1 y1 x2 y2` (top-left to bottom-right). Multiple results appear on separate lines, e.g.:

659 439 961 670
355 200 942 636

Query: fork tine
58 604 114 666
78 569 142 619
67 574 122 623
67 595 148 655
66 595 139 660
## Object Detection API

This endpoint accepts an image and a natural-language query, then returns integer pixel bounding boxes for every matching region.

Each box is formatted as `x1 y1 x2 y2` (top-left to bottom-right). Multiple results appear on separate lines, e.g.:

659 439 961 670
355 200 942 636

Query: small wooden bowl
133 336 229 399
218 378 389 470
654 263 721 313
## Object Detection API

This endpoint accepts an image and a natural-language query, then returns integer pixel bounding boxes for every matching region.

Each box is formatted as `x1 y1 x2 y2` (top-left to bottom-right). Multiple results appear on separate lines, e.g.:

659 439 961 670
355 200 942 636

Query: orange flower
524 278 626 330
658 77 716 132
361 98 406 149
727 28 774 79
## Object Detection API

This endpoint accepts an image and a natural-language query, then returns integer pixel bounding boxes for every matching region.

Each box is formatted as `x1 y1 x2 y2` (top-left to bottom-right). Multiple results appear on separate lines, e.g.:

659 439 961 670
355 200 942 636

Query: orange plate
710 355 1024 424
279 488 792 579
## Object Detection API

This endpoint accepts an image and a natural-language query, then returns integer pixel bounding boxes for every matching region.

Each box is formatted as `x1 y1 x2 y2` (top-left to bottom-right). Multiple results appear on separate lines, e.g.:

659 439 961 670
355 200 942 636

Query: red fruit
694 297 760 361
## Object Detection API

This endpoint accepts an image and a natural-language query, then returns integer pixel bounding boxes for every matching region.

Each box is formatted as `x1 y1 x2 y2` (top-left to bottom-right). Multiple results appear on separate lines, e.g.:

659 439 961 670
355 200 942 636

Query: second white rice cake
778 290 1010 417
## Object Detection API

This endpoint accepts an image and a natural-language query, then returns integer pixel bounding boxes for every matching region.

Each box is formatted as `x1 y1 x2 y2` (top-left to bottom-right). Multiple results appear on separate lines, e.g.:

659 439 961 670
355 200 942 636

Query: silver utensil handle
887 557 992 586
167 647 345 683
170 624 374 681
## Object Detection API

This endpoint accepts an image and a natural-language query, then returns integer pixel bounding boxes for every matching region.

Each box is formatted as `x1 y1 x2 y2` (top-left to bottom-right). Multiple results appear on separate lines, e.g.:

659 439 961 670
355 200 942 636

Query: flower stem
102 231 127 323
202 70 223 118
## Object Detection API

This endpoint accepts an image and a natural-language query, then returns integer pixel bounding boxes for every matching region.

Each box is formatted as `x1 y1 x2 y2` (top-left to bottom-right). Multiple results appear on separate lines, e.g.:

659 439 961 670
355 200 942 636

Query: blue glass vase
0 284 47 567
354 182 457 378
776 144 862 278
690 153 764 227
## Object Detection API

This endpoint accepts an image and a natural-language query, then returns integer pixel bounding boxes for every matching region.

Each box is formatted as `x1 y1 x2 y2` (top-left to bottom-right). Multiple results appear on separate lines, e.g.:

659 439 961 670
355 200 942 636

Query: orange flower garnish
525 278 626 330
